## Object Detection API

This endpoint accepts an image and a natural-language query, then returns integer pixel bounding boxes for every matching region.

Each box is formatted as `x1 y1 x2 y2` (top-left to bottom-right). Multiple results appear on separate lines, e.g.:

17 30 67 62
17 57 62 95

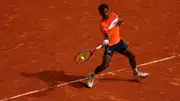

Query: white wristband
103 39 109 46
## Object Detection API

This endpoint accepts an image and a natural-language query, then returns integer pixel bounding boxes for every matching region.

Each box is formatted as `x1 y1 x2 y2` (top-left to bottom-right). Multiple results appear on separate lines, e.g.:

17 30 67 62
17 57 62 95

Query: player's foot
134 71 148 78
86 72 95 88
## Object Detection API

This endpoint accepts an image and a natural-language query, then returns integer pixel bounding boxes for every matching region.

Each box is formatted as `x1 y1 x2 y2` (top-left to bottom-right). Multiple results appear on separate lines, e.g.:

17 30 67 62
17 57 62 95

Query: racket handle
95 44 103 50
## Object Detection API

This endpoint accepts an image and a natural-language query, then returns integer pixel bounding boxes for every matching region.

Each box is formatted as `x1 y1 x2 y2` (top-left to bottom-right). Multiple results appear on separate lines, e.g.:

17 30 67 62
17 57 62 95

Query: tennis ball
80 56 85 60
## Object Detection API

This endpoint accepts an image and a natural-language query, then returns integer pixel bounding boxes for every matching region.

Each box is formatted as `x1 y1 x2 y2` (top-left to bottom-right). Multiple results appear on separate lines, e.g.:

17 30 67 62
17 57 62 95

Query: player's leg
122 47 137 73
115 39 148 78
86 46 114 88
94 54 112 74
122 48 148 78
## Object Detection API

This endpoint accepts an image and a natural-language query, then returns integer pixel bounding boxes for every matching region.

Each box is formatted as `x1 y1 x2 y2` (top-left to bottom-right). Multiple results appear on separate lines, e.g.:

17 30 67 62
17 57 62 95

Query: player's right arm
100 22 110 46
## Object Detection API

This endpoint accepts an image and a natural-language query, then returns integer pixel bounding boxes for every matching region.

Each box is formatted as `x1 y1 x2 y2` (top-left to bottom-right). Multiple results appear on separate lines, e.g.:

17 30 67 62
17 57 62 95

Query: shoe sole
134 74 149 79
86 78 94 88
86 82 93 88
85 84 93 88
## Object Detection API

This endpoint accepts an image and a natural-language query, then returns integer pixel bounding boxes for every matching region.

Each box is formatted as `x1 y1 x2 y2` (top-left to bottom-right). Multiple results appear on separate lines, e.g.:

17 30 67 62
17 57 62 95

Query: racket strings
75 51 91 63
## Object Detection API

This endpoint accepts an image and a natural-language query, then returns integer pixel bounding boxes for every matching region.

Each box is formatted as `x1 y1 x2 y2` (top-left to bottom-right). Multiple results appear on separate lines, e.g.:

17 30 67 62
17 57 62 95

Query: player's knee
103 62 109 69
131 54 135 59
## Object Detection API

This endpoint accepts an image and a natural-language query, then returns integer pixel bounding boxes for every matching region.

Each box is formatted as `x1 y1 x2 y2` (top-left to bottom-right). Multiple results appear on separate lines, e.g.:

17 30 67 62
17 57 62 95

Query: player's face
100 8 109 19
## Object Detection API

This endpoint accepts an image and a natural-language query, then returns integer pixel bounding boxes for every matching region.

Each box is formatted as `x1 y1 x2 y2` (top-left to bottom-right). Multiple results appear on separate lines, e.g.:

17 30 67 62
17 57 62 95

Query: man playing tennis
86 4 148 88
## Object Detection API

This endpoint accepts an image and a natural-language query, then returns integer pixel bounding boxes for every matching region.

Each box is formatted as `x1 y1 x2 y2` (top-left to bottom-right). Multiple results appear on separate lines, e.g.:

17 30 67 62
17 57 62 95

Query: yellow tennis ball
80 56 85 60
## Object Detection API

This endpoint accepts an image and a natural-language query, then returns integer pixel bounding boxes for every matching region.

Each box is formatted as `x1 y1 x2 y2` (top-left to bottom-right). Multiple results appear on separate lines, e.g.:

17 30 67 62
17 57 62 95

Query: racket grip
96 44 103 50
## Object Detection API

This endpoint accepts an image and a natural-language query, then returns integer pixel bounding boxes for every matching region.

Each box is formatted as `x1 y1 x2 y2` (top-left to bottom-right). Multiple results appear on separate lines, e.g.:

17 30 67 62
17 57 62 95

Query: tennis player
86 4 148 88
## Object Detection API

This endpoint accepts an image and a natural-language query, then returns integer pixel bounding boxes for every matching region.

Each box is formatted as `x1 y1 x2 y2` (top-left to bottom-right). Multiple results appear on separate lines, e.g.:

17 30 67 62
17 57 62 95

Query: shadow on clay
97 77 140 83
20 70 87 97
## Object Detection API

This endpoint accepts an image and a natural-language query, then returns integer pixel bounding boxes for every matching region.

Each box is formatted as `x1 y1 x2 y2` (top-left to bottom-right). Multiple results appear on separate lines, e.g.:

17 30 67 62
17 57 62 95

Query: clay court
0 0 180 101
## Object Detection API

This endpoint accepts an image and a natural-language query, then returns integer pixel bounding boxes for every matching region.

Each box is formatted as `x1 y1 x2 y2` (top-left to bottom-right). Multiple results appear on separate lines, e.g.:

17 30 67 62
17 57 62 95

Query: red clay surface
0 0 180 101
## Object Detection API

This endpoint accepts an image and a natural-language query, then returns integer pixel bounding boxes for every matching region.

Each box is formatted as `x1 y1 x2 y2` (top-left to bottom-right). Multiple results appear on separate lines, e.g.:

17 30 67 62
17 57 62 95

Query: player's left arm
113 12 124 26
118 17 124 26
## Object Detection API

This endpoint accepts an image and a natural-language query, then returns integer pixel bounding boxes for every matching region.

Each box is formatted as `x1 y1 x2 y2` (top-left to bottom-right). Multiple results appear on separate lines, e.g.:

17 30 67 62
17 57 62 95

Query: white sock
134 68 138 73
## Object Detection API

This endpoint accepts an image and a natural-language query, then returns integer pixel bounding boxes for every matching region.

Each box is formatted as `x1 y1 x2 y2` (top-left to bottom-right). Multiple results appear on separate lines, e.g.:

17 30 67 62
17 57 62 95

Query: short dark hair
98 4 108 12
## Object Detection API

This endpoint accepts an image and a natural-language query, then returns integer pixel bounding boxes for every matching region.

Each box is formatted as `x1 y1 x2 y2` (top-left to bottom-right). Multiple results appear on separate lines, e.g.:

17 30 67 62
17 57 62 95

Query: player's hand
118 18 124 25
102 39 109 46
118 20 123 25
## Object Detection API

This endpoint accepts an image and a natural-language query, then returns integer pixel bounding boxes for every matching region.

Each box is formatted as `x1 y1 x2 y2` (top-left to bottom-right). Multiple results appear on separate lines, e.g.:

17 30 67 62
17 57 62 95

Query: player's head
98 4 110 19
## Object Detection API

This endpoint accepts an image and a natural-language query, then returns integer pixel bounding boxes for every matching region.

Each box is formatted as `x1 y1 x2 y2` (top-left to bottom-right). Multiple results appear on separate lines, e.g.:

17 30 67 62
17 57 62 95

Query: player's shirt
100 12 121 46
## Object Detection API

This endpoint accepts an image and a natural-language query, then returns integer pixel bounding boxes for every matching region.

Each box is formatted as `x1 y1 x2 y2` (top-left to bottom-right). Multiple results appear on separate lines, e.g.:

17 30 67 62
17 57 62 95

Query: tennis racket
74 44 103 64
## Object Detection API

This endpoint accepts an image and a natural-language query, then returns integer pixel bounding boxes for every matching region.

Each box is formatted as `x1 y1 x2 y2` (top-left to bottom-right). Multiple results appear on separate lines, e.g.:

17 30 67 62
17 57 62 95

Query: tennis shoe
86 72 95 88
134 71 148 78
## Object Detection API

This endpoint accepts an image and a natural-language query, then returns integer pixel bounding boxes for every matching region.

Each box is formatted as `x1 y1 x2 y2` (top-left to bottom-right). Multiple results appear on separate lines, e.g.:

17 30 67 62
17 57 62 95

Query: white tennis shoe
86 72 95 88
86 71 148 88
134 71 149 78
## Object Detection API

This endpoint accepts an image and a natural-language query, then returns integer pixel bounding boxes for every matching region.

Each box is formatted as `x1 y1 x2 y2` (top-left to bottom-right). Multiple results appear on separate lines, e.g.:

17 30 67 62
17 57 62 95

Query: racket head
74 50 94 64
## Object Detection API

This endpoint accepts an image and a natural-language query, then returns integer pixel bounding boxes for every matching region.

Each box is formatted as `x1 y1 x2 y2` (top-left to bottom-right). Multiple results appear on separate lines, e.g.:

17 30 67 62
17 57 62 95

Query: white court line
98 55 177 76
0 55 179 101
137 56 176 67
107 72 116 75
